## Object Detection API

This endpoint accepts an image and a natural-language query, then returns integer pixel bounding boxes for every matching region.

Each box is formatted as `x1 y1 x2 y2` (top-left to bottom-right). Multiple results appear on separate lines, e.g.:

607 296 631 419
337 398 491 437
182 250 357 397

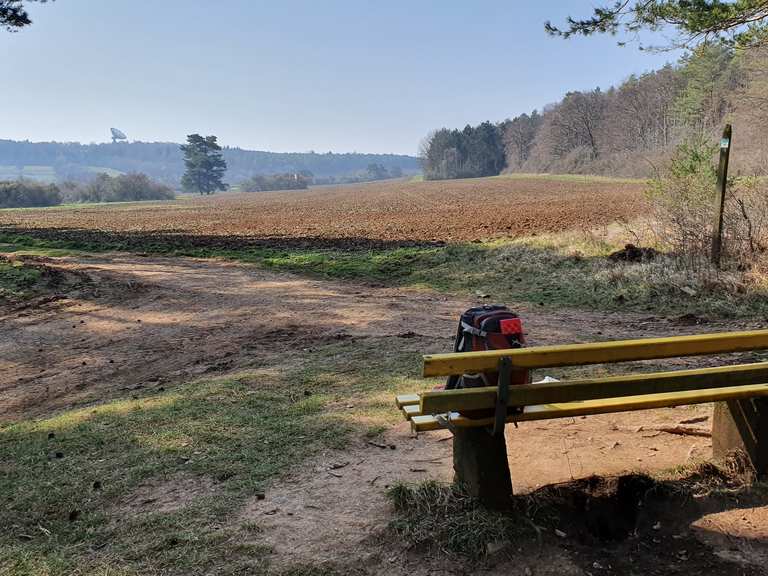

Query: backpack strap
460 321 487 339
493 356 512 437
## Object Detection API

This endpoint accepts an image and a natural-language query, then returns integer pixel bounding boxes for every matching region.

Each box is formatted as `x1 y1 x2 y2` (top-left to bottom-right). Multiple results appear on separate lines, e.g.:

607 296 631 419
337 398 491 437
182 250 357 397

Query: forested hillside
0 140 419 185
422 44 768 179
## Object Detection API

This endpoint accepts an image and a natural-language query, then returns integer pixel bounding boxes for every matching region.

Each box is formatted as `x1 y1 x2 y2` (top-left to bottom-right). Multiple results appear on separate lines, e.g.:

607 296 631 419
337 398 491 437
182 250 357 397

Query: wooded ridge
422 44 768 179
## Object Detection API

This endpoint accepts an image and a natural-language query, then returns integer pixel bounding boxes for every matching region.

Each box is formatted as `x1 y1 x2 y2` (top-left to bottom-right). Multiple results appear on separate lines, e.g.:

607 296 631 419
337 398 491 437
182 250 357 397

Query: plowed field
0 176 645 247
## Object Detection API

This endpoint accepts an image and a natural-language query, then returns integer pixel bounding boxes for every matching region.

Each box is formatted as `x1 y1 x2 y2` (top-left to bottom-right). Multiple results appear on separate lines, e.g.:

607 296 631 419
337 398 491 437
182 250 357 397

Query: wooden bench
395 330 768 509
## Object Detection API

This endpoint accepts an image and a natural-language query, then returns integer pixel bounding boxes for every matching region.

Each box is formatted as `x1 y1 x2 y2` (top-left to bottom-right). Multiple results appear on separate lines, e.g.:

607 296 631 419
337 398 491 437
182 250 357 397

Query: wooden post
711 124 732 268
712 398 768 477
453 427 513 509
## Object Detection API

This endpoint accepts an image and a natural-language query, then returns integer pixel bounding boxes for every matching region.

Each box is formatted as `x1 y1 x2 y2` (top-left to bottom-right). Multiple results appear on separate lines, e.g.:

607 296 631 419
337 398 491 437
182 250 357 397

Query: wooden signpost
711 124 732 268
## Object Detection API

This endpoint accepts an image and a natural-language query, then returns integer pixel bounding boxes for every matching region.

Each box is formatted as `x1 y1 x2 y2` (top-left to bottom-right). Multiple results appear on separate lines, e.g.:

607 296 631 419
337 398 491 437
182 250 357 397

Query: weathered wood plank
713 398 768 476
402 404 421 419
395 393 420 408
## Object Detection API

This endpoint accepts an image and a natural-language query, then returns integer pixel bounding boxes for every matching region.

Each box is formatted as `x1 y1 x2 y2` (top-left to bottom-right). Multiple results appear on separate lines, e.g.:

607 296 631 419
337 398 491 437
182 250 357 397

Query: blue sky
1 0 680 155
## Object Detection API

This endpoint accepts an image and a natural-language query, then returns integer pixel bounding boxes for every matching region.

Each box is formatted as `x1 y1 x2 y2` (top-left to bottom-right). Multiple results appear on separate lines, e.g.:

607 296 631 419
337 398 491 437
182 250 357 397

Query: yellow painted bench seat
404 382 768 432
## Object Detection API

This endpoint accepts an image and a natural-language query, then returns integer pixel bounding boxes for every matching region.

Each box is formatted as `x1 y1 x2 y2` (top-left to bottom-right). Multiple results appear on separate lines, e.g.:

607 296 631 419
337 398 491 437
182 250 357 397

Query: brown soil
0 177 645 245
242 424 768 576
2 253 767 574
693 505 768 568
4 254 761 423
118 473 217 516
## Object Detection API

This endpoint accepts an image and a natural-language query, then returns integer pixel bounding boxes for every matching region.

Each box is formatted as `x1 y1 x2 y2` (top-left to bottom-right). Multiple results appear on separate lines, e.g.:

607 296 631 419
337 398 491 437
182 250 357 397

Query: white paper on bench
433 377 563 422
523 376 560 414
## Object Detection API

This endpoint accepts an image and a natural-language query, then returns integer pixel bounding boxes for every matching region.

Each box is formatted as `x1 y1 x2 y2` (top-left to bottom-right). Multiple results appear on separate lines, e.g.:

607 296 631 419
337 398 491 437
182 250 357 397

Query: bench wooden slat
402 404 421 419
410 382 768 432
395 394 420 408
422 330 768 377
419 362 768 414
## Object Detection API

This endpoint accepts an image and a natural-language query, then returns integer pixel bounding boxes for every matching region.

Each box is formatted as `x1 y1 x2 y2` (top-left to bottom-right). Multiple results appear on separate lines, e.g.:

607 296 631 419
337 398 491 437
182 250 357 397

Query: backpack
445 305 529 390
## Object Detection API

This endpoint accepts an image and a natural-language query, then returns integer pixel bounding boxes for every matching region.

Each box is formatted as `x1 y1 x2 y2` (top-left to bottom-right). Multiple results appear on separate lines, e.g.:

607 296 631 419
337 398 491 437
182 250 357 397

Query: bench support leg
453 427 512 509
712 399 768 477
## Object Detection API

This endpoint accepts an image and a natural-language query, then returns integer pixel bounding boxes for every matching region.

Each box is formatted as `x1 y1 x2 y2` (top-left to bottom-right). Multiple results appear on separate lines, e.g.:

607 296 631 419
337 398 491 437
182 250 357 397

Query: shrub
240 173 310 192
647 136 768 273
107 172 175 201
0 180 62 208
62 173 175 203
646 136 718 271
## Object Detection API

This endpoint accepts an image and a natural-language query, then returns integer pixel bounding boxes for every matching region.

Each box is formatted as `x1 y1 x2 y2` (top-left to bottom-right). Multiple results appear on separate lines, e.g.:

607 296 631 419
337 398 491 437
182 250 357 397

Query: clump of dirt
117 474 217 516
674 312 710 325
607 243 660 262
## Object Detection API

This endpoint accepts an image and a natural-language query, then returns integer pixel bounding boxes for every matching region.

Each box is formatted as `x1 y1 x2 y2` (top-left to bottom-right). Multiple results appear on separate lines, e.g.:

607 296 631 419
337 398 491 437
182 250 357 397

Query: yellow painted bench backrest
423 330 768 377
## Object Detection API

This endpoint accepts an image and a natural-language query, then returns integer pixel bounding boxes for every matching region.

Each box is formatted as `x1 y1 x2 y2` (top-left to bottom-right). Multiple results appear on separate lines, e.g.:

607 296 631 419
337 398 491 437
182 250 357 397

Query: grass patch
0 337 424 575
1 377 332 575
3 229 768 317
496 172 645 184
0 259 43 298
388 481 531 560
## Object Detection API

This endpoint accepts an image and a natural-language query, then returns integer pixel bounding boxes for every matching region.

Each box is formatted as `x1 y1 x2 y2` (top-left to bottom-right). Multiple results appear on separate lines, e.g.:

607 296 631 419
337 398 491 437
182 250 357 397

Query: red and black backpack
446 305 529 390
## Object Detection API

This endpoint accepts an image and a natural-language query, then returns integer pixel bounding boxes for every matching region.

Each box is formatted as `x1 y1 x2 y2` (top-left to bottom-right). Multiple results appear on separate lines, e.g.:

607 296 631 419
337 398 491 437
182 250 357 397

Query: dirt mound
607 243 660 262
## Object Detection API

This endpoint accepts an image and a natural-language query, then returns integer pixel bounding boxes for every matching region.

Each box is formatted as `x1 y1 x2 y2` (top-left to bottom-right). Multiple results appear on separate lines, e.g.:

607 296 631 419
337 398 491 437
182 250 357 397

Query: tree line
419 122 505 180
237 163 405 193
0 133 414 205
0 139 419 186
421 43 768 179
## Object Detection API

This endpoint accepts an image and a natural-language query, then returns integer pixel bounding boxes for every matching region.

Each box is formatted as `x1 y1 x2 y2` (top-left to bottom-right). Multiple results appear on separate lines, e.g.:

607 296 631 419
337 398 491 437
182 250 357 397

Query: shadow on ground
388 458 768 575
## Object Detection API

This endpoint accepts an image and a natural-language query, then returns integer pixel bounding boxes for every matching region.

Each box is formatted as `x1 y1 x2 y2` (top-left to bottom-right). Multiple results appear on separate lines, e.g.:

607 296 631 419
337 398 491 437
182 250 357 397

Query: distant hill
0 140 420 185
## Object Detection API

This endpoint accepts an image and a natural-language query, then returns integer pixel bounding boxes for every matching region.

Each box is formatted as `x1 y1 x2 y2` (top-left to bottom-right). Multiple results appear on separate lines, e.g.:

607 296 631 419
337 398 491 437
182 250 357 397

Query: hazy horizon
0 137 419 157
2 0 681 155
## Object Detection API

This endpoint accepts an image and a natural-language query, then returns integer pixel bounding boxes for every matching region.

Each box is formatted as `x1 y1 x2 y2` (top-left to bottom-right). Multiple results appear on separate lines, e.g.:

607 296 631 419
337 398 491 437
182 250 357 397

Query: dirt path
0 253 466 420
3 253 760 423
2 253 767 574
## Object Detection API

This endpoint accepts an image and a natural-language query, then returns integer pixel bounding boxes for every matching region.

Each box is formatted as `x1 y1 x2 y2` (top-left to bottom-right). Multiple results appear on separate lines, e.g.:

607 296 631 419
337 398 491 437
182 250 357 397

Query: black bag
445 305 528 390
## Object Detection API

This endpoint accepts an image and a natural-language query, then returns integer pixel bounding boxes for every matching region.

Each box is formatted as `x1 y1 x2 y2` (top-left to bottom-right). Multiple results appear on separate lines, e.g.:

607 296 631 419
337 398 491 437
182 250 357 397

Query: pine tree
180 134 228 195
674 44 736 133
547 1 768 50
1 0 50 31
